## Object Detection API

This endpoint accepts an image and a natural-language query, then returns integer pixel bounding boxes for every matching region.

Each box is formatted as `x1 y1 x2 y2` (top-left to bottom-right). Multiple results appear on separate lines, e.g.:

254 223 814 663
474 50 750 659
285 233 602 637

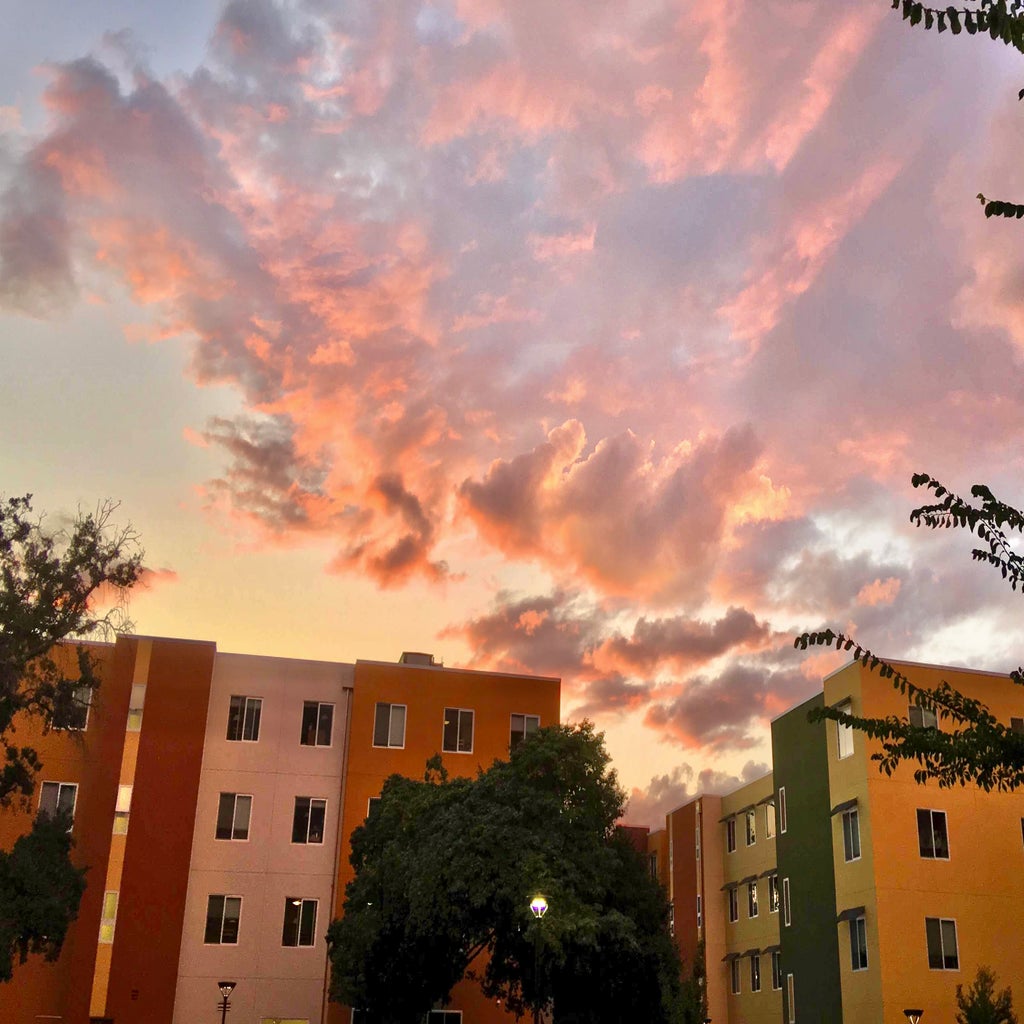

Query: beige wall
174 653 353 1024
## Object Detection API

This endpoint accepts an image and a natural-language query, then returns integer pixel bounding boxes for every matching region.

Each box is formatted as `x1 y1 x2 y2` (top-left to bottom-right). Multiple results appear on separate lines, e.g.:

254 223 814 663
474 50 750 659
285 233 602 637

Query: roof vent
399 652 441 666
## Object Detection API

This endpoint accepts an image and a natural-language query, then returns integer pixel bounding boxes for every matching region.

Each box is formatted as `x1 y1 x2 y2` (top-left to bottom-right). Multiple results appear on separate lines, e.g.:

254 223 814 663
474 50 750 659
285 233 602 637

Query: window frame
745 807 756 846
782 877 791 927
281 897 318 948
204 894 242 945
917 808 950 860
292 796 327 845
696 893 702 929
301 701 334 747
442 707 475 754
748 880 758 918
426 1012 463 1023
127 683 146 732
779 787 787 834
373 702 407 749
52 682 91 731
728 887 739 923
787 974 796 1023
909 703 938 729
216 792 253 841
836 700 854 759
730 958 741 995
850 915 868 971
925 916 959 971
750 953 761 993
99 890 118 944
769 873 780 914
765 799 776 838
726 817 737 853
842 808 861 862
227 695 262 742
771 951 783 991
509 712 540 752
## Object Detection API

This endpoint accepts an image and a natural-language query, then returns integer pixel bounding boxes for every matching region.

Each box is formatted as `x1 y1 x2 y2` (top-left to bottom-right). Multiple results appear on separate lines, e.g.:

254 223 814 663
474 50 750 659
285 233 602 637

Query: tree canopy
327 723 693 1023
956 965 1018 1024
796 473 1024 790
0 493 143 980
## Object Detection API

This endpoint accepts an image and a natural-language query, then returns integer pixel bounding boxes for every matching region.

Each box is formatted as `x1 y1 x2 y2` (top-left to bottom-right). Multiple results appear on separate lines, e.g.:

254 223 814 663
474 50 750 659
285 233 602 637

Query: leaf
949 7 962 32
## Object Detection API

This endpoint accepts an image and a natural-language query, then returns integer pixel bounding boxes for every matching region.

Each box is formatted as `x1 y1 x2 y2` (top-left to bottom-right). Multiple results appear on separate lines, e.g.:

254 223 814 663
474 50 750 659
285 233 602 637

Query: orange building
2 638 559 1024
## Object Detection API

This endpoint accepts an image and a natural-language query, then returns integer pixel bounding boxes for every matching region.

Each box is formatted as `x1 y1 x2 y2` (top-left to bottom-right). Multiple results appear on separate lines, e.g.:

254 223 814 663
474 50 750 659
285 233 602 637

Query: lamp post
529 895 548 1024
904 1011 923 1024
217 981 236 1024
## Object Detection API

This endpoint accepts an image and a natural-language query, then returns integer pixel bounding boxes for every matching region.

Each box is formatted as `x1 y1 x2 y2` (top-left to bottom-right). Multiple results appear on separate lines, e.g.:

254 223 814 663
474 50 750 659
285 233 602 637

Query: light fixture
530 894 548 918
904 1011 923 1024
218 981 236 999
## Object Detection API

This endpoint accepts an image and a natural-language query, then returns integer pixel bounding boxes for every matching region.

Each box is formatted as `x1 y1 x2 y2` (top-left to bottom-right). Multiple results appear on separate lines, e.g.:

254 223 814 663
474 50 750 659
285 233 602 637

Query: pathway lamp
217 980 236 1024
529 895 548 1024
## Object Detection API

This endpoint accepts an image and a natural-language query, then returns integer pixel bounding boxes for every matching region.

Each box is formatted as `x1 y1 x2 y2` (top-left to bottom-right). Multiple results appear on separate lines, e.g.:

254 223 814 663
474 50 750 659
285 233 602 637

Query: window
750 953 761 992
127 683 146 732
779 787 787 833
668 902 674 936
730 958 741 995
442 708 474 753
748 881 758 918
787 974 796 1023
917 809 949 859
842 808 861 862
836 700 854 759
726 818 737 853
99 891 118 943
113 784 132 835
649 852 658 880
367 796 381 818
728 887 739 923
427 1013 463 1022
282 898 318 947
765 800 776 838
909 703 937 729
292 797 326 844
38 781 77 826
216 793 252 841
925 917 959 970
769 873 780 913
782 877 791 927
227 695 262 742
696 819 701 858
205 895 241 944
850 915 868 971
510 713 540 751
301 702 333 746
1012 716 1024 734
52 683 91 731
696 894 702 929
746 807 756 845
771 951 783 990
373 702 406 748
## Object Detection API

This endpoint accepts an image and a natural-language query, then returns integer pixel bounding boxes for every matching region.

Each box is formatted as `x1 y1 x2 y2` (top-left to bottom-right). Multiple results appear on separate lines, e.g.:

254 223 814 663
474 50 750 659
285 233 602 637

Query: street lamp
529 895 548 1024
217 981 236 1024
904 1011 923 1024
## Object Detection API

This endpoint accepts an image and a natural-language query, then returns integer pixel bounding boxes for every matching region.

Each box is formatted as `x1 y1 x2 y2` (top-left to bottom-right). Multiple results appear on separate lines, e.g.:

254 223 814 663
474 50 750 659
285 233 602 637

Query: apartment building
650 659 1024 1024
1 636 560 1024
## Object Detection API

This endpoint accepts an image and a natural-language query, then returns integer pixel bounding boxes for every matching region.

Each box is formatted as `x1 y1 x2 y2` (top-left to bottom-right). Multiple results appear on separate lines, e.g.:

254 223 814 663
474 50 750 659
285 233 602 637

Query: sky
3 0 1024 828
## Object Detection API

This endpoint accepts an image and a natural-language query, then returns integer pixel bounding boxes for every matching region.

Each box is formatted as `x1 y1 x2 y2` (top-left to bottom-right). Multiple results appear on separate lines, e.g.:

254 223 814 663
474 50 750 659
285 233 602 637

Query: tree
890 0 1024 218
795 473 1024 790
0 494 143 979
327 724 687 1023
956 965 1018 1024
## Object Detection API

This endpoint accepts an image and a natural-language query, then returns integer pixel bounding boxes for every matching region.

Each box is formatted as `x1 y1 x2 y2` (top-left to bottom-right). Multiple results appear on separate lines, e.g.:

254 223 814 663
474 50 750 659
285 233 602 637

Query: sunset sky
3 0 1024 826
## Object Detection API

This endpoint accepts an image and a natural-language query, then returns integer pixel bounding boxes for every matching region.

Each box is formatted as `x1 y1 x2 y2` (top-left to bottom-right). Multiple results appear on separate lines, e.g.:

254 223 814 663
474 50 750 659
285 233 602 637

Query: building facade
650 659 1024 1024
2 636 560 1024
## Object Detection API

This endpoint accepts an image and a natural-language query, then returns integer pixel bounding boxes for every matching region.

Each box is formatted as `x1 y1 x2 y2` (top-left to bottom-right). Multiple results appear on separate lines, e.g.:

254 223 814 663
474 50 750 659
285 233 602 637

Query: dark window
1011 716 1024 734
917 809 949 859
779 787 787 833
782 877 791 926
728 887 739 922
771 951 783 990
649 852 658 880
748 881 758 918
730 958 741 994
925 917 958 970
38 781 78 826
442 708 474 753
746 808 756 845
373 703 406 748
204 895 241 944
750 954 761 992
909 704 937 729
510 713 540 751
292 797 326 844
426 1013 462 1022
216 793 251 840
726 818 737 853
850 916 868 970
301 701 333 746
51 683 91 731
281 898 317 947
769 874 780 913
227 695 262 741
843 809 861 861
